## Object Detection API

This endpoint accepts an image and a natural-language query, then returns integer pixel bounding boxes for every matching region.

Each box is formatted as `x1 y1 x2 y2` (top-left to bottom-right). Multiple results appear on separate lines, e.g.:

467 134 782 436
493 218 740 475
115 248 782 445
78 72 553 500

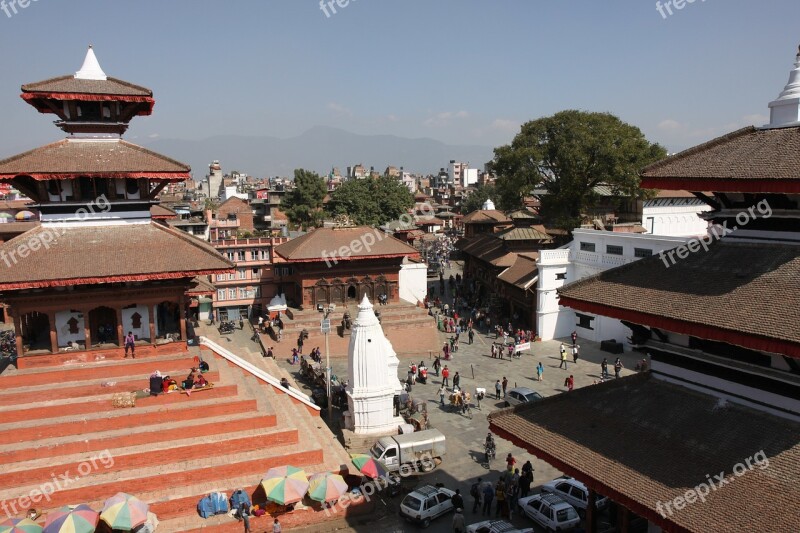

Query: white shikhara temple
345 295 404 434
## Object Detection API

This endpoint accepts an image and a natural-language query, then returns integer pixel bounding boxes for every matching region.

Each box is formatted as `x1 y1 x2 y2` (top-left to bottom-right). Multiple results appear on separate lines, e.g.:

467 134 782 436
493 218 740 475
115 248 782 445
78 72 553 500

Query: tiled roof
150 204 177 219
557 240 800 355
21 75 152 97
461 210 511 224
497 254 539 289
186 276 216 296
495 226 552 242
507 209 538 219
0 222 233 290
274 226 419 262
489 374 800 533
0 139 190 180
641 126 800 192
457 234 517 268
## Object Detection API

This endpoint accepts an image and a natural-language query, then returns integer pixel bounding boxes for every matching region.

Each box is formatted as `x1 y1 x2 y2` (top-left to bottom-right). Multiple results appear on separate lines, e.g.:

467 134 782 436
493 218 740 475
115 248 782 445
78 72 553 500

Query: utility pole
321 310 332 420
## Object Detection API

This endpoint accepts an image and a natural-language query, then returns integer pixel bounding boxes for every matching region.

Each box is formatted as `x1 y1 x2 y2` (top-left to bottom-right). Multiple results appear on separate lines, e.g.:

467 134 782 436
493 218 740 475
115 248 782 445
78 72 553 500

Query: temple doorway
88 306 119 346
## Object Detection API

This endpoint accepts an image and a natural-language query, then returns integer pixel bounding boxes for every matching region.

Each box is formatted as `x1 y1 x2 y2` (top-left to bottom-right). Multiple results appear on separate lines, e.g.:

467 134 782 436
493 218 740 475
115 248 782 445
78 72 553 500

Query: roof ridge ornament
766 45 800 127
75 45 108 81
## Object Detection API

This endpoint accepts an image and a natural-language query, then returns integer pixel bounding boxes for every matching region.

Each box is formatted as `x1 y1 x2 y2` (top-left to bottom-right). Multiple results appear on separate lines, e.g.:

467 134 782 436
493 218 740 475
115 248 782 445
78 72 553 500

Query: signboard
514 342 531 353
321 319 331 334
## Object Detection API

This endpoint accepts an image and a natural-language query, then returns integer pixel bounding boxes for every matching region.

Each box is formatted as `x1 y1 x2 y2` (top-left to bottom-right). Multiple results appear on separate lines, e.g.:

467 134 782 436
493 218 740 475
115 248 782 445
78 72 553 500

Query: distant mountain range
143 126 494 179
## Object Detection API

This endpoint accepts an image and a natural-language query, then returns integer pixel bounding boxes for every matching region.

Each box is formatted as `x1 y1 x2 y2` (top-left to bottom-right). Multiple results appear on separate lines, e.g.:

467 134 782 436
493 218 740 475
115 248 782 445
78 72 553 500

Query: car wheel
419 460 435 473
422 517 431 528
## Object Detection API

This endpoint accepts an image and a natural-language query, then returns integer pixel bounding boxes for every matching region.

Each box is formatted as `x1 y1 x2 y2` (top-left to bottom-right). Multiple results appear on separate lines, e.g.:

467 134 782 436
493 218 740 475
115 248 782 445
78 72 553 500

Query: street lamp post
321 309 332 420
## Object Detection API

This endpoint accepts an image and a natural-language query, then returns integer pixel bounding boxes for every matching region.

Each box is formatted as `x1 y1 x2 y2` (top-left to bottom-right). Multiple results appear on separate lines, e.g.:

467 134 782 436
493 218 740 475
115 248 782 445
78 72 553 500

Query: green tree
462 183 498 214
490 110 666 231
282 169 327 229
327 176 414 226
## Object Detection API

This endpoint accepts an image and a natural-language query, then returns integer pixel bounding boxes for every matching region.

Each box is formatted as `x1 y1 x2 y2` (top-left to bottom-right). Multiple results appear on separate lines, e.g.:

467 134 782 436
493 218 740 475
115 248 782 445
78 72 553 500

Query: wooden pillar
48 312 58 354
178 294 187 341
618 504 630 533
115 307 124 346
149 304 157 344
13 311 24 356
586 490 598 533
82 308 92 349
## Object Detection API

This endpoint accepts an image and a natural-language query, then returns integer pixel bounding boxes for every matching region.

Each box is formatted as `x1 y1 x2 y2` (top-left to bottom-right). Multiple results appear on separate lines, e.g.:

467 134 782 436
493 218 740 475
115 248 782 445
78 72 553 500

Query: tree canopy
282 169 327 229
326 176 414 226
490 110 666 231
462 183 498 214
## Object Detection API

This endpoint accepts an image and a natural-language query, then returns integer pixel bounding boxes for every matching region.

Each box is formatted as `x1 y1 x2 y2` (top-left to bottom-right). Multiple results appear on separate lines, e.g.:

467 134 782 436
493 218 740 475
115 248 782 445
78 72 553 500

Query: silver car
540 476 609 518
505 386 544 407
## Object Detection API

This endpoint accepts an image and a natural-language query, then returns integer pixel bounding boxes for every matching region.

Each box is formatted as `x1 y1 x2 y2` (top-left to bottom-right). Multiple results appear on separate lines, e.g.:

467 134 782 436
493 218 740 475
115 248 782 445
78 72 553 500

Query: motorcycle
484 441 496 462
218 321 236 334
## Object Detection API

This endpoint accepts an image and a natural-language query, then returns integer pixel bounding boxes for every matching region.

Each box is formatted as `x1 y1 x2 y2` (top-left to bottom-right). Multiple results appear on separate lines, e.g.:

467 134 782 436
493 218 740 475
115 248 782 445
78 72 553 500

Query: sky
0 0 799 165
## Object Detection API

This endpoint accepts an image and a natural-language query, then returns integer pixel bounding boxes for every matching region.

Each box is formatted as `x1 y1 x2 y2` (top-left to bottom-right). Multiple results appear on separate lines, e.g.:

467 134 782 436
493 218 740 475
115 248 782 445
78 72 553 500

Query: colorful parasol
0 213 13 219
0 518 43 533
99 493 148 531
307 472 348 503
260 466 309 505
350 453 389 479
43 504 98 533
14 211 35 221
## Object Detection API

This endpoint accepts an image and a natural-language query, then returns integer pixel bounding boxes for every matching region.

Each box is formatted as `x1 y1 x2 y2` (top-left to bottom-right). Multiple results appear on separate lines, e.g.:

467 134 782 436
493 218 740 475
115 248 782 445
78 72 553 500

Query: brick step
0 447 325 514
0 384 239 423
0 413 278 466
15 342 190 370
0 398 257 445
0 356 199 389
0 430 300 489
0 371 221 408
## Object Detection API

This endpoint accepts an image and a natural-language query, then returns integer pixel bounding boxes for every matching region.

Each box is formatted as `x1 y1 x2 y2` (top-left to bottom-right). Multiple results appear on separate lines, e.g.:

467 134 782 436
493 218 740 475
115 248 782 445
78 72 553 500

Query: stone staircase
0 341 355 532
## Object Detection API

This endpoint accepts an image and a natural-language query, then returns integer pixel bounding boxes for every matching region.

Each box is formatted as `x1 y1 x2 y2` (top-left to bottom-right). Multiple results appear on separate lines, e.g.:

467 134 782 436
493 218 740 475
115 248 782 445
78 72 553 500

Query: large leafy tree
283 169 327 229
491 110 666 231
462 183 498 214
327 176 414 226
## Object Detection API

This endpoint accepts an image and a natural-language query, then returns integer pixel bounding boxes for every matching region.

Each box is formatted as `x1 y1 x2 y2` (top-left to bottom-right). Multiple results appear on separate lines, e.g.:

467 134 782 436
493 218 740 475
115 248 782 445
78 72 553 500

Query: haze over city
1 0 800 176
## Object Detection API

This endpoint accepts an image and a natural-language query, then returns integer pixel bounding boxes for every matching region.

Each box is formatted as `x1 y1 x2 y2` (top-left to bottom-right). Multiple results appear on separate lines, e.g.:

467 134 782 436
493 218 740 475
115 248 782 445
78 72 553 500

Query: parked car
517 493 580 532
466 519 533 533
540 476 610 518
399 484 456 528
505 386 544 407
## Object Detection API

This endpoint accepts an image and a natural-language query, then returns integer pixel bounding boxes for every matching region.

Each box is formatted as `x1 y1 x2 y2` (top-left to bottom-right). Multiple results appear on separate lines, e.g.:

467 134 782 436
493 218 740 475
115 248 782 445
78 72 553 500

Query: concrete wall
399 262 428 305
122 305 150 341
55 310 86 346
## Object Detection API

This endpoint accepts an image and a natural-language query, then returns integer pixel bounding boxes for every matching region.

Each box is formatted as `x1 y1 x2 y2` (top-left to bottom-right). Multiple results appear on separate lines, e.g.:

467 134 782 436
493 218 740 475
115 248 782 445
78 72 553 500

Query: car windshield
402 495 422 511
523 392 541 402
370 443 385 459
557 507 578 521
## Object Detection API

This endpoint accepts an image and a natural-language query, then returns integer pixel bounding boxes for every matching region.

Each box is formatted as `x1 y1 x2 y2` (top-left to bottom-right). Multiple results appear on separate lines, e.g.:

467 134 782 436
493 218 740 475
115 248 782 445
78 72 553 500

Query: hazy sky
1 0 799 158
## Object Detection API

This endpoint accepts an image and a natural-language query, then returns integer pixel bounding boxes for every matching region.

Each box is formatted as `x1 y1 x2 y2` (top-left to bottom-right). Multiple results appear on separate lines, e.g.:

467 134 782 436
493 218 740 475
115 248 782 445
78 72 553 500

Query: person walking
481 483 494 516
494 480 506 518
471 478 482 513
272 518 281 533
572 344 580 364
439 385 446 406
536 362 544 382
494 379 502 399
491 343 497 359
468 328 474 345
433 356 441 376
601 357 609 379
452 508 465 533
614 357 623 378
442 366 450 388
571 330 577 345
124 331 136 358
452 371 461 391
451 489 464 514
502 376 508 397
559 344 568 370
567 375 574 391
506 453 516 472
238 501 251 533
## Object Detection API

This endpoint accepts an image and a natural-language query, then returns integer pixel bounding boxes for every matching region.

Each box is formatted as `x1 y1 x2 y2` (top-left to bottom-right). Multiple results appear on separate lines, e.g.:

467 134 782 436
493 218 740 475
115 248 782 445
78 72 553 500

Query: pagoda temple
489 46 800 532
0 47 233 365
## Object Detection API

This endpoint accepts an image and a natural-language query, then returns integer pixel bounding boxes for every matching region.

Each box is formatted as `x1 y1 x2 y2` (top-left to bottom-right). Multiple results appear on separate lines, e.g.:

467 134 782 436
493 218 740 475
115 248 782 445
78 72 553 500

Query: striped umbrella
308 473 348 503
350 453 389 479
261 466 309 505
43 505 98 533
0 518 43 533
99 493 148 531
14 211 35 221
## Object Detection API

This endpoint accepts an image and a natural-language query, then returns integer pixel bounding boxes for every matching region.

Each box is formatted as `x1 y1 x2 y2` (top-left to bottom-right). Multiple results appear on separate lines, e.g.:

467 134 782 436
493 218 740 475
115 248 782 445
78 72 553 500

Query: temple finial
75 45 107 81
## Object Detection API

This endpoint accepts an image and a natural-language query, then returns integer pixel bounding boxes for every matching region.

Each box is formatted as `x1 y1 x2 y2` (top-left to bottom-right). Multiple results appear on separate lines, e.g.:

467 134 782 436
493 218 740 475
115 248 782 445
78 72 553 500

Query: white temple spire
767 44 800 127
75 45 108 81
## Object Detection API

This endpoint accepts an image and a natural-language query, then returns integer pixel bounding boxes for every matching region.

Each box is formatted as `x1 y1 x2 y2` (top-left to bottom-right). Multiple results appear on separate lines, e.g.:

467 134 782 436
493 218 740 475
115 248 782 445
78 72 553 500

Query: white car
517 493 581 532
540 476 609 518
466 519 533 533
505 386 544 407
399 484 456 528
